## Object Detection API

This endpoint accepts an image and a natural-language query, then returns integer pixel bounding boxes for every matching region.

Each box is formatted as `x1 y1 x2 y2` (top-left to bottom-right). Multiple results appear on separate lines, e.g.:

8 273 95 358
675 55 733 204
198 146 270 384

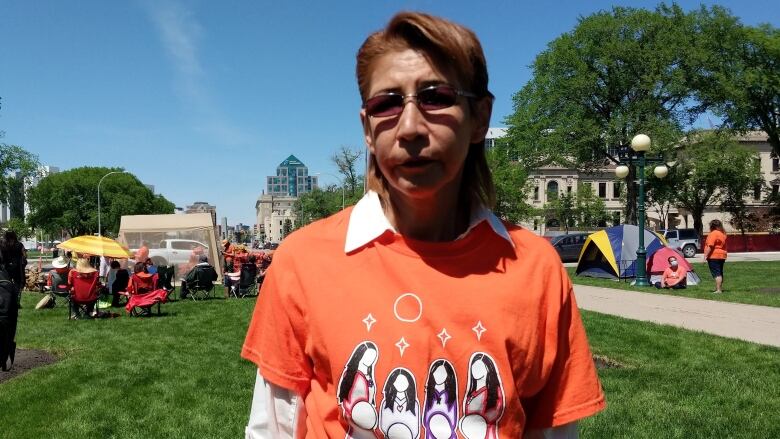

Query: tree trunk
692 207 705 239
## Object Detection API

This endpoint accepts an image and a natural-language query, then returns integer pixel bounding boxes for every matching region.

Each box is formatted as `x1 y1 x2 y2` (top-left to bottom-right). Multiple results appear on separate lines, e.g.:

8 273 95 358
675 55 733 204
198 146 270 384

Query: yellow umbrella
57 235 133 258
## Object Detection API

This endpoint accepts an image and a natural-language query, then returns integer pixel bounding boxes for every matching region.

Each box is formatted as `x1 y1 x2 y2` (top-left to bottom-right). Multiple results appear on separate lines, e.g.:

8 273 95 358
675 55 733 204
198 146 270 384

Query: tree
575 185 609 228
645 169 680 229
26 167 175 237
332 146 364 200
544 191 576 233
4 218 32 240
693 8 780 156
282 219 293 238
671 132 760 237
721 155 764 236
0 143 40 210
486 140 534 223
293 187 342 230
504 5 705 224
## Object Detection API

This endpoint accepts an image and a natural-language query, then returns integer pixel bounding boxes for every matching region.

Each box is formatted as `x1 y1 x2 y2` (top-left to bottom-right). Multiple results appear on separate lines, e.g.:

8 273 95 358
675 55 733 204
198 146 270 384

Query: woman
337 342 379 439
1 230 27 305
379 368 420 439
460 353 504 439
704 219 728 294
243 12 604 438
423 360 458 439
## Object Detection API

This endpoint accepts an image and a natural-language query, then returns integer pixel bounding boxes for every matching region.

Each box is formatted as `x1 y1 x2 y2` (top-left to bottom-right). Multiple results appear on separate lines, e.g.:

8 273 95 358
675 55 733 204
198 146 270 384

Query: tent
646 246 701 286
576 225 667 279
117 213 222 280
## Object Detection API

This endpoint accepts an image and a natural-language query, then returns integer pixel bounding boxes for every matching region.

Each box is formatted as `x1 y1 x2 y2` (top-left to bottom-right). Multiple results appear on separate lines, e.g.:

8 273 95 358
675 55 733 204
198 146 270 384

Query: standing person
242 12 604 438
221 239 235 273
704 219 728 294
134 241 149 266
1 231 27 306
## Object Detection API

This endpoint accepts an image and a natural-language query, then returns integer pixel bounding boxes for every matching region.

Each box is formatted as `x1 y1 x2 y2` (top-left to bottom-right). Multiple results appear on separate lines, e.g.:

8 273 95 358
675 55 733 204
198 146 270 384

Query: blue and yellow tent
576 225 667 279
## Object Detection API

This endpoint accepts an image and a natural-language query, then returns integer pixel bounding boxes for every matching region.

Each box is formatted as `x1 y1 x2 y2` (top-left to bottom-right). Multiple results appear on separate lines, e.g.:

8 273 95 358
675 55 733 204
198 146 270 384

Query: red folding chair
122 273 168 316
69 271 100 320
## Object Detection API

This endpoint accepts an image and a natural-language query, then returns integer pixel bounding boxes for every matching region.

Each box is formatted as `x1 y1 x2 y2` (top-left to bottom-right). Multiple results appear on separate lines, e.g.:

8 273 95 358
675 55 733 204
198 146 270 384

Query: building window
612 211 621 226
614 182 621 198
279 220 282 226
754 183 762 200
533 186 539 201
773 184 779 197
567 186 572 194
772 153 779 172
546 181 559 200
598 182 607 198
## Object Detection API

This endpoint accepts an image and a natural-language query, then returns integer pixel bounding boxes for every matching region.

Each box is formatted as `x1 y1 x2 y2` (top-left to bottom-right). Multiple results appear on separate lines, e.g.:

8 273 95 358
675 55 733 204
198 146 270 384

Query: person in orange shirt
134 241 149 265
704 219 728 294
656 256 687 289
242 12 605 439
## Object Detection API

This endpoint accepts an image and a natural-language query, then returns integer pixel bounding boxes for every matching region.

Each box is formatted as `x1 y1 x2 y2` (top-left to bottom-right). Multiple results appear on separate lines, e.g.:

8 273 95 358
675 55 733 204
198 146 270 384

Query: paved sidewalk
574 285 780 348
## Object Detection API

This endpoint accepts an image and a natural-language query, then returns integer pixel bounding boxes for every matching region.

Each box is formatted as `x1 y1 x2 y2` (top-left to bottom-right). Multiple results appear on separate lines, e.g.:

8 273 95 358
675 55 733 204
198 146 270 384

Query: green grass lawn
1 290 779 438
568 261 780 307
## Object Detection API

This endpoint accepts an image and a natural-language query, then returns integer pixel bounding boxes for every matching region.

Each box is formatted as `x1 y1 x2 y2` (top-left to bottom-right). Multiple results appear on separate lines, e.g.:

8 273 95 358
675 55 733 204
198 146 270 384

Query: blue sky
2 0 777 225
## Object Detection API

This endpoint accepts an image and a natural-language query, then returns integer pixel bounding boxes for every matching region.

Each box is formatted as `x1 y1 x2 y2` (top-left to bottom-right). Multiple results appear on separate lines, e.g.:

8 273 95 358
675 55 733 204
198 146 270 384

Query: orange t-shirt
242 209 605 438
705 230 728 260
662 267 686 286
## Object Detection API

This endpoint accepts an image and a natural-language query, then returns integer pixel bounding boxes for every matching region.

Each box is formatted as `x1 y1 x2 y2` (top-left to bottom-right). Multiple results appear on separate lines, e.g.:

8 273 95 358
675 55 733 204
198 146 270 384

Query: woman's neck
384 187 469 242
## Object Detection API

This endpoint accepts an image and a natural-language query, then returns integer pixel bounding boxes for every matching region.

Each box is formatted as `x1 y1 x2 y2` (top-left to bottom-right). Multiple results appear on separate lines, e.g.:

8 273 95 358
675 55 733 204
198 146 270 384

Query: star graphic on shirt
395 337 410 357
472 321 487 341
437 328 452 348
362 313 377 332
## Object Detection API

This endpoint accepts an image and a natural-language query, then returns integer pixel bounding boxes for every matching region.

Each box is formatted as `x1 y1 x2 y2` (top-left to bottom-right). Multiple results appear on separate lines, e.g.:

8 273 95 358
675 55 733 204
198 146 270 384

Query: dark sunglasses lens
418 86 458 110
365 94 403 117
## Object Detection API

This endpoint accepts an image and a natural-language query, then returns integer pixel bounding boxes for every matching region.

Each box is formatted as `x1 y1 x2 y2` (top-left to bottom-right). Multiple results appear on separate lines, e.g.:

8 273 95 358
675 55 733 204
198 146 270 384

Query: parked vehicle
135 239 209 266
660 229 700 258
550 233 590 262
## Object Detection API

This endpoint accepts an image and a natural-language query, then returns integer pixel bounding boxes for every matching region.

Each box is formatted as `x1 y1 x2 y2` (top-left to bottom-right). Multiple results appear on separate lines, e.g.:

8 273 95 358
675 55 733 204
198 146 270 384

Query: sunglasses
363 85 477 118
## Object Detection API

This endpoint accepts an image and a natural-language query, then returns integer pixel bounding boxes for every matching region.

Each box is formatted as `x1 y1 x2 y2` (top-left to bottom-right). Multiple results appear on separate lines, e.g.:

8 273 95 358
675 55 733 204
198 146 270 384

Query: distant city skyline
2 0 777 224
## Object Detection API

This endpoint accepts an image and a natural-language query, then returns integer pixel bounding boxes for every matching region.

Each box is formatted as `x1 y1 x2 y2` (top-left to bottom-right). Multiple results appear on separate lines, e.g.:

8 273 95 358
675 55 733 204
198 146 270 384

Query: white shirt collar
344 191 514 253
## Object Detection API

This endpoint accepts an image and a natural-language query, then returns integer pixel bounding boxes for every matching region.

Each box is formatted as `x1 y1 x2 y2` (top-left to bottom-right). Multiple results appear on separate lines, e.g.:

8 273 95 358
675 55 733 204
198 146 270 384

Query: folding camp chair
122 273 167 316
186 266 217 301
69 271 100 320
231 263 258 298
188 277 215 301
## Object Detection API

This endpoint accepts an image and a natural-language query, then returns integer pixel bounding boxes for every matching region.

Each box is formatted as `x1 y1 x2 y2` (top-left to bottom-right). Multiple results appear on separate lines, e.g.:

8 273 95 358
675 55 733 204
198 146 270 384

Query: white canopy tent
118 213 222 280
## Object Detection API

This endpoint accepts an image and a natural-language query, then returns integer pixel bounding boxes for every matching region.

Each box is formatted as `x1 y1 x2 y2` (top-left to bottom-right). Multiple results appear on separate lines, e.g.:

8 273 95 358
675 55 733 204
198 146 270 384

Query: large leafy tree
293 187 342 230
26 167 175 237
486 140 533 224
693 7 780 156
504 4 704 224
670 132 760 237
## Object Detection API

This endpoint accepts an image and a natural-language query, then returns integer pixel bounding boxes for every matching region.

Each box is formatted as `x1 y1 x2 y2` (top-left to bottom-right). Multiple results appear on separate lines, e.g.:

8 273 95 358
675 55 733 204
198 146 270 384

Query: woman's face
471 359 487 380
433 364 448 384
360 48 490 203
393 373 410 392
360 347 378 366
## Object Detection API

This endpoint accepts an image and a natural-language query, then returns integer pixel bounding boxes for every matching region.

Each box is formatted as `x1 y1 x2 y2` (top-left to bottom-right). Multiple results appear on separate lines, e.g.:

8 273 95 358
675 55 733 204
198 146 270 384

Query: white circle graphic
393 293 422 323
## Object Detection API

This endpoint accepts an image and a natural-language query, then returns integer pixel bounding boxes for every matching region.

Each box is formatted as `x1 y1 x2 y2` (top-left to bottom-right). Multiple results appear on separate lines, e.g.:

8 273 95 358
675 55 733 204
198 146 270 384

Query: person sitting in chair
107 260 130 307
36 256 72 309
180 255 218 299
656 256 688 290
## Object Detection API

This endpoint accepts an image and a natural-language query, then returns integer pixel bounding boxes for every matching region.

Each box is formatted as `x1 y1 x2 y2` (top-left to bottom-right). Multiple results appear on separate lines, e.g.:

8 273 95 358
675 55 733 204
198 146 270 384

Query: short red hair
356 12 495 209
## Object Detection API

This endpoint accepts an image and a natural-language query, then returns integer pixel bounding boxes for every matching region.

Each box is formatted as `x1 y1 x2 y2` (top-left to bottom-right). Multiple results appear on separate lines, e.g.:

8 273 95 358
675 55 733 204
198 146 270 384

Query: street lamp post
614 134 668 287
97 171 126 237
316 172 345 210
